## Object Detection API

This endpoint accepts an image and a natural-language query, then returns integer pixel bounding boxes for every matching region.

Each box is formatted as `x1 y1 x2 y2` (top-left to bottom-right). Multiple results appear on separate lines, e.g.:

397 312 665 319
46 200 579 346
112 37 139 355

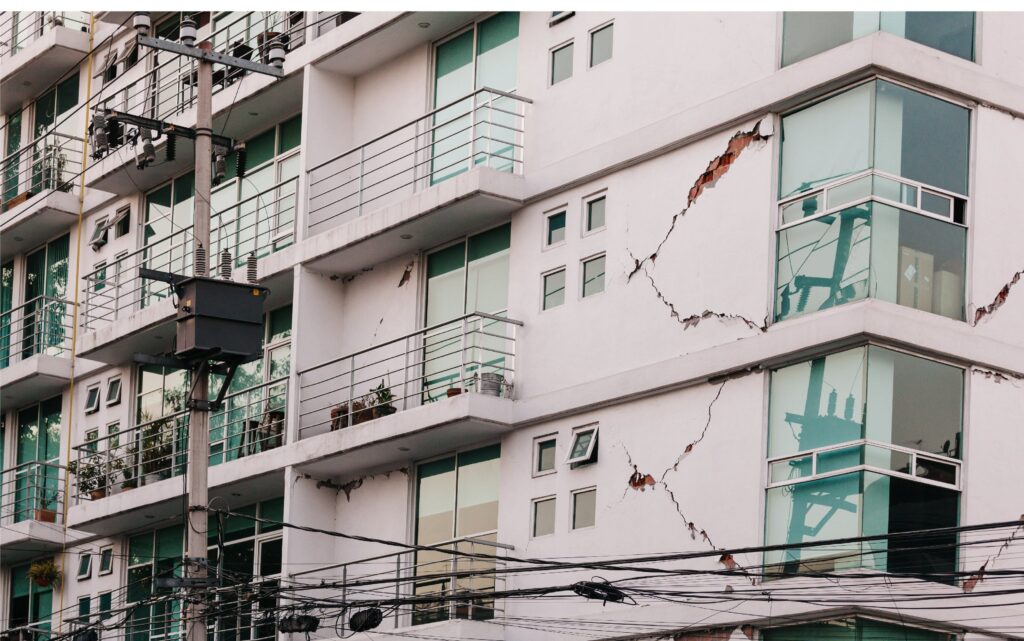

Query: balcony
296 88 530 276
0 12 91 113
292 534 512 633
76 175 298 363
0 296 74 407
67 377 289 534
0 461 84 563
293 312 519 478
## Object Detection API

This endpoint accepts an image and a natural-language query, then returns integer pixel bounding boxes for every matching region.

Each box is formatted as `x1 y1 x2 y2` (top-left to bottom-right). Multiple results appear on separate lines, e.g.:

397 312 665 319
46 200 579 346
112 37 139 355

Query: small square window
551 42 573 85
89 217 109 250
84 386 101 413
98 591 113 619
535 438 556 475
590 24 613 67
106 377 122 406
566 426 599 466
77 552 92 580
582 255 606 298
572 488 597 529
546 211 566 245
586 197 606 232
78 595 91 620
98 546 114 575
532 496 556 537
543 269 566 310
113 206 131 238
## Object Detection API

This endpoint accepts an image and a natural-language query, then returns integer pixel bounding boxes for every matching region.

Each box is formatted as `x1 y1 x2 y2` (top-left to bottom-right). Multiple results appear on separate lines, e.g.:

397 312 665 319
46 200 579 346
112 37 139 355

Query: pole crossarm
103 110 235 150
137 35 285 78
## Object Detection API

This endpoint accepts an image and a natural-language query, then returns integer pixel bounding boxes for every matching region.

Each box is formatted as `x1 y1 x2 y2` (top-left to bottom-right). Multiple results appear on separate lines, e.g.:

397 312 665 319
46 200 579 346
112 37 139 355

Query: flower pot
330 404 349 431
446 388 463 398
479 373 505 397
89 488 107 500
351 401 372 425
34 508 57 523
121 481 137 491
373 404 397 419
144 473 164 486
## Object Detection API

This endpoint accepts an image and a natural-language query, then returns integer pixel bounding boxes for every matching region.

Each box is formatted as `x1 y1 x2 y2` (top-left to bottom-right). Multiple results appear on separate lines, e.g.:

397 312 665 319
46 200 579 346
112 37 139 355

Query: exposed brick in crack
964 514 1024 593
628 121 772 282
974 269 1023 324
633 257 768 333
971 366 1024 387
397 261 414 288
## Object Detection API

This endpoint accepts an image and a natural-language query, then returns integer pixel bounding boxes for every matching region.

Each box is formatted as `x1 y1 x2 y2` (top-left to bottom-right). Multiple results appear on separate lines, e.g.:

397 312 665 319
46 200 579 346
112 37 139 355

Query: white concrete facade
2 10 1024 641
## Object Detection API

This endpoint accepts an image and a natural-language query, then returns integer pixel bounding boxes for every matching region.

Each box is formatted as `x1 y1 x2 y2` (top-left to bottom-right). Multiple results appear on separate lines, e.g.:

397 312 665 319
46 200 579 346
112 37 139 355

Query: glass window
551 42 573 84
582 255 605 298
590 24 613 66
98 592 113 620
566 427 598 465
782 12 975 66
106 377 122 405
543 269 566 311
78 596 90 619
535 438 556 474
115 206 131 237
532 497 556 537
586 197 606 231
546 211 566 245
572 488 596 529
99 547 114 575
77 553 92 579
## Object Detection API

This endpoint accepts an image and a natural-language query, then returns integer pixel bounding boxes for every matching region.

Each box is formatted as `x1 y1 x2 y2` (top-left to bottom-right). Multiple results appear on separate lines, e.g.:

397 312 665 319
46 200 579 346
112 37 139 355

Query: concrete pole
186 40 213 641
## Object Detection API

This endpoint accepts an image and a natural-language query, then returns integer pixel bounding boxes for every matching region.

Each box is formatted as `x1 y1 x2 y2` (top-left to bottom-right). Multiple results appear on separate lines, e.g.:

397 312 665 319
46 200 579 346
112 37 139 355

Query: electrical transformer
174 276 268 362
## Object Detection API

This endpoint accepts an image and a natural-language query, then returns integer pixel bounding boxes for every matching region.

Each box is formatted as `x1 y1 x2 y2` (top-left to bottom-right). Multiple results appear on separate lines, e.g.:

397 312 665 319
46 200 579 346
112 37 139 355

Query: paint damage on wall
974 268 1023 324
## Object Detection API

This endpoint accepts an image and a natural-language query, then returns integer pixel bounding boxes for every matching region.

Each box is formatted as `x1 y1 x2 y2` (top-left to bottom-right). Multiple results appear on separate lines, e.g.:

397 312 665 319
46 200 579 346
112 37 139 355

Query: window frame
113 205 131 238
588 21 614 68
543 208 568 248
565 425 599 465
98 545 114 575
580 252 606 299
549 40 574 86
84 385 101 413
571 486 597 530
531 495 557 538
541 266 567 312
76 552 92 580
533 435 557 477
582 192 607 236
106 376 122 406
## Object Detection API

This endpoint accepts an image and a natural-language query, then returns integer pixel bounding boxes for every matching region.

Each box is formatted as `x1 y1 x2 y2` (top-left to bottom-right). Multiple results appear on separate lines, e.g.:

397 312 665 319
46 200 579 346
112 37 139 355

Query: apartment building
2 10 1024 641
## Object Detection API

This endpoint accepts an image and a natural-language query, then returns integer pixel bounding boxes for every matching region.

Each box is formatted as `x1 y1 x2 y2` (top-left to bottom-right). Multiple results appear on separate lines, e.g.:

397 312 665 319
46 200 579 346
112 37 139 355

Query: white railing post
357 146 365 216
459 317 469 391
402 335 410 411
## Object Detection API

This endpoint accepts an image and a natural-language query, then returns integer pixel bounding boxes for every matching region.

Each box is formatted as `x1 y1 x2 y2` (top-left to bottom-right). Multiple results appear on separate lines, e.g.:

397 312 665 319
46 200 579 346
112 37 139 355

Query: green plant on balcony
26 559 62 588
141 418 175 484
369 380 397 419
120 443 140 490
68 455 121 500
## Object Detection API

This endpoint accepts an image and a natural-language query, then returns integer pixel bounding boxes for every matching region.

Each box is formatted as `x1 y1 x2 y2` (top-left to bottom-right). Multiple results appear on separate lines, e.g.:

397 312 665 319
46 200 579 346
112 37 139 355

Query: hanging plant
27 559 62 588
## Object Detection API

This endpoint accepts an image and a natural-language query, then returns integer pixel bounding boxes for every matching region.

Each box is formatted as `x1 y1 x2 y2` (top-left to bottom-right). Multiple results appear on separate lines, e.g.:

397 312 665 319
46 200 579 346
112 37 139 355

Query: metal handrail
2 132 84 205
0 12 90 59
297 312 521 439
0 296 73 368
0 460 65 526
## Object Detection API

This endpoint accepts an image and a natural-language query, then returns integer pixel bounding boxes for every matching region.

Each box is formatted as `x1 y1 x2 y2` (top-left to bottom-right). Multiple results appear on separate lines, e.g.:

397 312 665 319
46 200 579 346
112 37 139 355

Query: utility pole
126 15 286 641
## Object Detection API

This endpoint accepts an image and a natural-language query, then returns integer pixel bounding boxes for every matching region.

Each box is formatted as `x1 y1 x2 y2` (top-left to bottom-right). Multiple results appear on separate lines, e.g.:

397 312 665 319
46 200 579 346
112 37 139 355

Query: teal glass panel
259 497 284 531
455 444 500 536
56 74 80 116
475 12 518 91
547 212 566 244
587 197 606 230
467 223 511 261
543 269 565 310
900 12 974 61
416 456 457 544
764 618 954 641
268 305 292 342
278 115 302 153
247 127 276 169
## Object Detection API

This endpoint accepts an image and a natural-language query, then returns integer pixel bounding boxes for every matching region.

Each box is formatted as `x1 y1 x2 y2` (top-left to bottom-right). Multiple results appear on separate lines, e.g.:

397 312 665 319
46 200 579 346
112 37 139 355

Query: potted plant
33 491 58 523
141 419 174 485
120 444 139 491
351 399 372 425
68 456 118 500
369 380 397 419
446 387 463 398
26 559 62 588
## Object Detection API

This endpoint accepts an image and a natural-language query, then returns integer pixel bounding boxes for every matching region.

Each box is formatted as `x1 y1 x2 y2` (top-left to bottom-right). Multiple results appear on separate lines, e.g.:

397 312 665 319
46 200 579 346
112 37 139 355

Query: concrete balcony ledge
0 519 91 564
76 297 177 364
0 25 91 113
0 353 74 408
1 188 115 262
289 392 515 479
281 167 524 278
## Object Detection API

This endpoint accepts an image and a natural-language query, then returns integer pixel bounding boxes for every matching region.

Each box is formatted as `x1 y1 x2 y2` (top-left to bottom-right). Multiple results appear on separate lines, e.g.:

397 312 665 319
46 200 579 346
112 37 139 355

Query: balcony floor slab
0 26 91 113
1 188 116 262
0 519 90 564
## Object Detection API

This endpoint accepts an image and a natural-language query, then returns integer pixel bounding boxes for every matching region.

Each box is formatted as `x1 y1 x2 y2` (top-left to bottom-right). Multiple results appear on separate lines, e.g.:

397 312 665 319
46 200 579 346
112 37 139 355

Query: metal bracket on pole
105 111 235 150
137 35 285 78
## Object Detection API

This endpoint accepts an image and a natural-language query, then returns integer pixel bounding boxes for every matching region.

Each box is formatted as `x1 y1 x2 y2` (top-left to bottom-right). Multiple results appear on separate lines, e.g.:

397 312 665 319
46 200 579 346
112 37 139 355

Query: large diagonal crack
963 515 1024 593
627 121 771 282
974 268 1023 324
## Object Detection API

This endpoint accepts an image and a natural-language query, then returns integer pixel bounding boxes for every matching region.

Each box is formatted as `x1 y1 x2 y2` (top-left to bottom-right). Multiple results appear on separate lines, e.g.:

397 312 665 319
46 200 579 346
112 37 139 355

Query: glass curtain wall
782 12 975 66
22 234 69 358
776 80 969 322
423 224 510 399
8 562 53 640
126 525 184 641
14 397 62 522
414 445 500 624
764 346 962 580
3 111 23 204
432 13 519 183
143 173 194 307
1 262 13 366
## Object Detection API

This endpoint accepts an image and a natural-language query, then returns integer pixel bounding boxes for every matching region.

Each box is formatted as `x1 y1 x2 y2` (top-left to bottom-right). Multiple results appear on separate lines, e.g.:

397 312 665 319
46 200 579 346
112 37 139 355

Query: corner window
545 210 566 245
551 42 573 84
76 552 92 580
98 546 114 575
585 196 606 233
84 385 101 413
572 488 597 529
581 254 606 298
764 345 962 581
776 80 969 322
532 496 556 537
782 12 975 67
542 268 566 311
589 23 613 67
534 436 556 475
566 425 598 466
106 376 122 406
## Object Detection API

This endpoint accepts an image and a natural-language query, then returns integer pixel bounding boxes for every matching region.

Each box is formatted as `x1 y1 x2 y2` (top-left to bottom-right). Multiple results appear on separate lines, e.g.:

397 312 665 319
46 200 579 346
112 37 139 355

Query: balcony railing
0 460 65 526
0 296 72 369
0 11 90 60
291 534 511 631
2 132 84 210
80 175 297 331
297 312 521 440
70 377 288 499
306 88 531 234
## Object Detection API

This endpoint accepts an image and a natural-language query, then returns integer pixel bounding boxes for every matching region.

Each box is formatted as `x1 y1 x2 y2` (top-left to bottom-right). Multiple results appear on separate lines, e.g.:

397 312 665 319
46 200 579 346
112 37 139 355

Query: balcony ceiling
1 27 92 113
